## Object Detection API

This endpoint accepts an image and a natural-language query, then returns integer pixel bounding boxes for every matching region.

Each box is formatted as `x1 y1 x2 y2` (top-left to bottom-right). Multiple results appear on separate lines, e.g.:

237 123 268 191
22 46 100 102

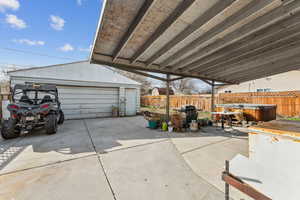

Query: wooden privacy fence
141 95 212 112
141 91 300 117
219 91 300 117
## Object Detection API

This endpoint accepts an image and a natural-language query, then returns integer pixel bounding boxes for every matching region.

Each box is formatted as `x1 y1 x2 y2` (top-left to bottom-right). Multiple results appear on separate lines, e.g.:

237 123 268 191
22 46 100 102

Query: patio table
211 111 242 129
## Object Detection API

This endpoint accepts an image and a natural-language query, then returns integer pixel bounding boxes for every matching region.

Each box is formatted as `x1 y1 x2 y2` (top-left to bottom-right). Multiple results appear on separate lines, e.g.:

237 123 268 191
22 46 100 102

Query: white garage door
57 86 119 119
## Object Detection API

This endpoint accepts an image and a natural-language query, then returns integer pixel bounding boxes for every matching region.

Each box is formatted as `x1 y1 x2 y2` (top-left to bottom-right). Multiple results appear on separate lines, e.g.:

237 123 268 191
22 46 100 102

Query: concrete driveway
0 116 249 200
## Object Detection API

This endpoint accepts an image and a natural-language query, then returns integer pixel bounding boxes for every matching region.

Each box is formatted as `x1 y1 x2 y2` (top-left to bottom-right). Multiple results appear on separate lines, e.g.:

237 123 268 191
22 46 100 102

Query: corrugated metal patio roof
90 0 300 84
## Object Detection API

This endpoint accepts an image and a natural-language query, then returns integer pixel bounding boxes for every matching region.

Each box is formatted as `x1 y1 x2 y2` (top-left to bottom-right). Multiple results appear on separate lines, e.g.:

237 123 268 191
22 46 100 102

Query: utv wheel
45 114 57 135
58 110 64 125
1 119 20 139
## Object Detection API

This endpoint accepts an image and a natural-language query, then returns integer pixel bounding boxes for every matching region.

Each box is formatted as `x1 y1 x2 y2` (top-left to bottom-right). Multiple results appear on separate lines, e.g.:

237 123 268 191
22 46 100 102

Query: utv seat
20 95 33 104
41 95 52 104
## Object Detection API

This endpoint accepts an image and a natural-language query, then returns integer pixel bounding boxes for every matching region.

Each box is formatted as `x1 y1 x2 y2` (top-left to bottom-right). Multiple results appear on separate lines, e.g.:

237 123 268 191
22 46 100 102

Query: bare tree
171 78 198 94
0 64 21 82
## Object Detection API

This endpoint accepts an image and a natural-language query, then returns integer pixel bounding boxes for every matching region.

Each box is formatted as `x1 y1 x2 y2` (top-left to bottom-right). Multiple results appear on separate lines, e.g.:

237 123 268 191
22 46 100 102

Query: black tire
1 119 20 139
45 114 57 135
58 110 64 125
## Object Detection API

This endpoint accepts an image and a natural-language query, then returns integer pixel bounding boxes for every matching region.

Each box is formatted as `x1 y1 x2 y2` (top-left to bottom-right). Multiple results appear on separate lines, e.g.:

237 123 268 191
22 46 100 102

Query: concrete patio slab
85 117 169 153
100 140 224 200
0 117 250 200
0 155 115 200
0 120 95 174
169 131 230 154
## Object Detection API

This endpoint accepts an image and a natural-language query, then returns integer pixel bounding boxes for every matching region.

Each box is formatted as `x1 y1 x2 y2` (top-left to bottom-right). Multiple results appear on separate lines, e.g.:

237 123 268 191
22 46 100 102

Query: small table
211 111 242 129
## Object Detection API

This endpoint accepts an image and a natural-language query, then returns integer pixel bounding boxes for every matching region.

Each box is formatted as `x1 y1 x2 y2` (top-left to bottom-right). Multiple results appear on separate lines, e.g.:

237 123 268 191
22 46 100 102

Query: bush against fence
141 91 300 117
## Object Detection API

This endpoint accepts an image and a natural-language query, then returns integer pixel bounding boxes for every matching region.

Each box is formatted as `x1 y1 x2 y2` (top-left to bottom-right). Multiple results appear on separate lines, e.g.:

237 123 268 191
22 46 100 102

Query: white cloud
50 15 65 31
0 0 20 12
5 14 26 29
76 0 87 6
59 43 74 52
77 0 82 5
13 39 45 46
78 45 92 52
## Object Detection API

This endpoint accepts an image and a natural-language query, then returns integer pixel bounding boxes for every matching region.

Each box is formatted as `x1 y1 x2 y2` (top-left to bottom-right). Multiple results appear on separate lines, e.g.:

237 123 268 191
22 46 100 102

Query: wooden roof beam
164 0 274 69
236 62 300 83
189 14 300 73
91 52 236 84
112 0 156 61
169 76 185 82
221 54 300 82
206 37 300 78
110 65 167 82
200 79 213 86
130 0 195 63
173 0 300 73
202 28 300 76
144 0 236 66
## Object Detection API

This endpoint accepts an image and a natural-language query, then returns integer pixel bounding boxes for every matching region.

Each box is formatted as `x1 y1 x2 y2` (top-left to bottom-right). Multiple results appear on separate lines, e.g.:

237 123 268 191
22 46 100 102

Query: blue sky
0 0 103 69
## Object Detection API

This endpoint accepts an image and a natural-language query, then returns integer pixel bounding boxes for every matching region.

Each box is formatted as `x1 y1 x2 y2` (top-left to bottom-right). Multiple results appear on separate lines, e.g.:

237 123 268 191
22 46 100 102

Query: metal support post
211 80 215 119
166 74 170 121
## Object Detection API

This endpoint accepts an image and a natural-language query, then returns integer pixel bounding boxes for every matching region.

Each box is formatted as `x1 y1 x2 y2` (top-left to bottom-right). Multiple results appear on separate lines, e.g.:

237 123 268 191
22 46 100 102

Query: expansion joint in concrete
181 138 233 155
0 153 97 177
83 120 118 200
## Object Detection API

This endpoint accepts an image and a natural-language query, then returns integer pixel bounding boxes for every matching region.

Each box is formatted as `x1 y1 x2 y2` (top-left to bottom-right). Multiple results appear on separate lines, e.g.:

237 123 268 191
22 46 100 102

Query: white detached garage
8 61 141 119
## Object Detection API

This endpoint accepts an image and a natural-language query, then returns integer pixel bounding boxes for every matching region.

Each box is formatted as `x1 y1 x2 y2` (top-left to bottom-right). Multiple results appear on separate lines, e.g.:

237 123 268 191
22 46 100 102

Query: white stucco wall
217 70 300 93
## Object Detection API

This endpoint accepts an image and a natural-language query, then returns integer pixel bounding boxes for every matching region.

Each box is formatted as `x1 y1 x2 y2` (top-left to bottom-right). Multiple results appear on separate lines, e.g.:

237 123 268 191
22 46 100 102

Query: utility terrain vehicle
1 83 64 139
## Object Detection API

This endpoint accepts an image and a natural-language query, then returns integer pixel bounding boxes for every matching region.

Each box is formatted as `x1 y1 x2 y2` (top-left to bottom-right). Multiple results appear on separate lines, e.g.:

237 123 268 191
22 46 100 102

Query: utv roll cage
12 84 59 105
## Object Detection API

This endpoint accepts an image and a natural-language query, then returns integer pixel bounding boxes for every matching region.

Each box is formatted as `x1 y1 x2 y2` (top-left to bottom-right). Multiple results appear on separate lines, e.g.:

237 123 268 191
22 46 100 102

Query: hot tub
215 104 277 122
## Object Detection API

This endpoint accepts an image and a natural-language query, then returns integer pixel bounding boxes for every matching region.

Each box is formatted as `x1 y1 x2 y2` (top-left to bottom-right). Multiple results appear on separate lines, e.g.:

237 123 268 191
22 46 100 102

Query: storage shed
8 61 141 119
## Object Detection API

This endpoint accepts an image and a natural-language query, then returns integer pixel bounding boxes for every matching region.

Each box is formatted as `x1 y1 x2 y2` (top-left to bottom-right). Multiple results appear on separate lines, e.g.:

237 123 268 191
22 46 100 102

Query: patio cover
90 0 300 84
